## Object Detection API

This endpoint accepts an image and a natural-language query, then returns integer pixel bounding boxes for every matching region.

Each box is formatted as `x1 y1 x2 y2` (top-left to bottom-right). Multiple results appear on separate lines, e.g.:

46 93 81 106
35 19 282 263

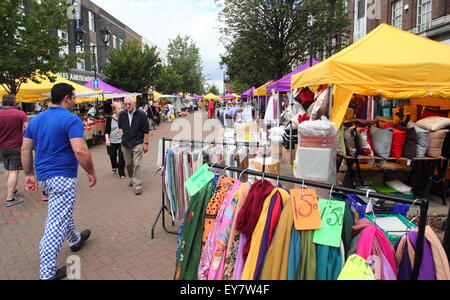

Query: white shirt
128 108 136 127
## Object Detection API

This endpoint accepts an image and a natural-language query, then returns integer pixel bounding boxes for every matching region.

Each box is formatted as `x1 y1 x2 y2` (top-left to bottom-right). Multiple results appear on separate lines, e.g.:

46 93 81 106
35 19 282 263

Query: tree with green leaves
219 0 350 90
0 0 79 95
155 65 183 94
167 35 205 94
206 83 220 95
104 41 162 93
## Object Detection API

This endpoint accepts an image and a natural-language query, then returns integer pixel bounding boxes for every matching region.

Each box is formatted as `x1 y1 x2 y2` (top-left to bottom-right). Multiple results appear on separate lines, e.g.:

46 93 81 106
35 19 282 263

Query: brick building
20 0 167 84
348 0 450 44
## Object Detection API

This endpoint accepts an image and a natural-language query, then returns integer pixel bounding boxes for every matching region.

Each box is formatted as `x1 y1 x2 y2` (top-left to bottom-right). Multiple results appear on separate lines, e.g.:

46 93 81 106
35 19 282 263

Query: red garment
0 108 29 149
298 114 310 124
268 192 283 246
236 179 275 259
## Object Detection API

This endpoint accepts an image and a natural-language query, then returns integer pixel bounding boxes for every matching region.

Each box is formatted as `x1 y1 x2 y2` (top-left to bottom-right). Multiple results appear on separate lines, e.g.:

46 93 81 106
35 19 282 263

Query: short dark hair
51 83 75 105
2 94 16 106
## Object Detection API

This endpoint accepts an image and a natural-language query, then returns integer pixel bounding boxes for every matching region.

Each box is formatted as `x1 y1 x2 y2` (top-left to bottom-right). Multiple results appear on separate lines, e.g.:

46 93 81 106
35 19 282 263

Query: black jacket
118 109 149 148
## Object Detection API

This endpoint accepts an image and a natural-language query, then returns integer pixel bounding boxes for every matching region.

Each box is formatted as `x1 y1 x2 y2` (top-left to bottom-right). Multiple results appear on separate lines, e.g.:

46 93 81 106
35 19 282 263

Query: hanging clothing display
170 163 446 281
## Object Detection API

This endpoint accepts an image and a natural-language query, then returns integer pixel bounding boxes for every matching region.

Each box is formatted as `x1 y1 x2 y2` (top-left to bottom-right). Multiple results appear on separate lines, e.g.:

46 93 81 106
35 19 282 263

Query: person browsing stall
105 102 126 178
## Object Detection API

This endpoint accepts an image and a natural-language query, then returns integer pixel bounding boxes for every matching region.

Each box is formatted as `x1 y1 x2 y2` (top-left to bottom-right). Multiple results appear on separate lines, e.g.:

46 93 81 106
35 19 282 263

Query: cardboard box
282 146 296 166
250 158 281 174
271 141 283 159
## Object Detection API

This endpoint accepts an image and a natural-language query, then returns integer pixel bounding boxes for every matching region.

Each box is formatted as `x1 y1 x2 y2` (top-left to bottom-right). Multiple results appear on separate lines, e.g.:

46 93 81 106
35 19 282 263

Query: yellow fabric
411 98 450 110
331 85 354 127
291 24 450 127
203 93 222 101
150 89 163 101
232 93 241 99
0 72 97 103
253 81 274 96
241 188 291 280
260 198 294 280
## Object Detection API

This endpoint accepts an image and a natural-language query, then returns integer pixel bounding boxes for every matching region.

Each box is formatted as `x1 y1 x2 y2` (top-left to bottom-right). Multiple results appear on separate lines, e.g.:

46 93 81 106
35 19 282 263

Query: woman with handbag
105 102 126 178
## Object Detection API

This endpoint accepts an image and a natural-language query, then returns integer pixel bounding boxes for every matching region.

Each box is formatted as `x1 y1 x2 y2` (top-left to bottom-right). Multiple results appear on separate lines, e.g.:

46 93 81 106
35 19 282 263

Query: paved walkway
1 110 448 280
0 111 218 280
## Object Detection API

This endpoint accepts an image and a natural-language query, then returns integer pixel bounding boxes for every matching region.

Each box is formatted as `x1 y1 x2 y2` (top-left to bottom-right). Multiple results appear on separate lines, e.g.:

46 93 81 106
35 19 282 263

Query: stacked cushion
389 127 407 159
356 126 375 157
416 117 450 132
426 130 449 158
370 127 393 159
407 121 430 158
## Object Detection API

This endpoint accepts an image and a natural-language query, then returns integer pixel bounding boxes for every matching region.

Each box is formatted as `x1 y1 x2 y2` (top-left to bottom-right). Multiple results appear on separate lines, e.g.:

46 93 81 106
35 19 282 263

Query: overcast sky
91 0 225 92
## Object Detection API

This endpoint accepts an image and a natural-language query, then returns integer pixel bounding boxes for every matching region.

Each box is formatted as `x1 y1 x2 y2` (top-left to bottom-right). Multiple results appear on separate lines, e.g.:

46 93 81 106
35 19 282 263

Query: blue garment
227 107 239 116
288 227 301 280
24 107 84 181
39 177 81 280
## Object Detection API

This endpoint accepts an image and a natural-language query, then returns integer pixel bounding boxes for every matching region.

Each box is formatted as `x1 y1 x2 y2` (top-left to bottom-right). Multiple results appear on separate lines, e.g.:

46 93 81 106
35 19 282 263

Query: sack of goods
294 118 338 184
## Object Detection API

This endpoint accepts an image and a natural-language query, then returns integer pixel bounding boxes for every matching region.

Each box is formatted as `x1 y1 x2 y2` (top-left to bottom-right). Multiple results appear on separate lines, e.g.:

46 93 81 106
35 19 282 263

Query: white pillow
416 117 450 131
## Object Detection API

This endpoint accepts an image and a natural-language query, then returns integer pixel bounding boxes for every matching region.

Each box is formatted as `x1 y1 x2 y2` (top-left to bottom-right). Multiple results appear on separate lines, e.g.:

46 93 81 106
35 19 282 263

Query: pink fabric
198 181 240 280
356 225 397 278
232 234 248 280
207 182 241 280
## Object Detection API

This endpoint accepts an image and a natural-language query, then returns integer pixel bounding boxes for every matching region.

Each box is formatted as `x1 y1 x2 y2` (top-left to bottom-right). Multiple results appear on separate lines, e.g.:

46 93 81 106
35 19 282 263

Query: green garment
342 203 355 253
298 231 316 280
175 180 215 280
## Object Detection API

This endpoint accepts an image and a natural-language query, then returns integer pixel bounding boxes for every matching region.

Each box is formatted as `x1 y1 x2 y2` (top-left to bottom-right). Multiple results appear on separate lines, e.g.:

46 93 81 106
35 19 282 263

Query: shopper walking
0 94 29 207
119 97 150 195
147 101 158 130
208 100 215 119
21 83 97 280
105 102 126 178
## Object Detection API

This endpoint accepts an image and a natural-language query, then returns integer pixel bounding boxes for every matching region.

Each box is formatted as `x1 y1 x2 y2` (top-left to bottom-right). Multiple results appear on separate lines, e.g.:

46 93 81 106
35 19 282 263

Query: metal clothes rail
205 163 429 281
150 138 269 239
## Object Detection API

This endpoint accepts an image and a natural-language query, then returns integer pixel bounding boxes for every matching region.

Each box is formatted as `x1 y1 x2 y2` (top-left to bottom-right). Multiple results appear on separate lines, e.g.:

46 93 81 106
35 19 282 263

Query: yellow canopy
149 89 163 101
254 81 274 96
291 24 450 126
232 93 241 99
203 93 222 101
0 72 100 104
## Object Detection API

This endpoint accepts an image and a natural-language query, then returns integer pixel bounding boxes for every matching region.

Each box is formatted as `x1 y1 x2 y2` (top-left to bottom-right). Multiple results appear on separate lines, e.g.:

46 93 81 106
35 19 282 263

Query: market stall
289 24 450 204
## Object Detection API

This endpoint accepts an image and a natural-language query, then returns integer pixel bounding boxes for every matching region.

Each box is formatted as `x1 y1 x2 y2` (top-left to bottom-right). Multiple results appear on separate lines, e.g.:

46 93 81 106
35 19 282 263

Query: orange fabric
202 177 237 248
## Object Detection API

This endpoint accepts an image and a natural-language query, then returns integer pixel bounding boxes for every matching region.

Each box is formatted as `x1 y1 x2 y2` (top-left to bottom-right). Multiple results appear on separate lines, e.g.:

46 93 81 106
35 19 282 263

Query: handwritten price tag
338 255 376 281
184 164 215 197
291 189 322 231
313 199 345 248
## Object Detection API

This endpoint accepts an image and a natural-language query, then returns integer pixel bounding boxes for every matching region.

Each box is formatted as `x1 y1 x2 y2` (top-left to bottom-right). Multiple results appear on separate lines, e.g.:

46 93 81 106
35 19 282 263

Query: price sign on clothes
184 164 215 197
313 199 345 248
338 255 376 281
291 189 322 231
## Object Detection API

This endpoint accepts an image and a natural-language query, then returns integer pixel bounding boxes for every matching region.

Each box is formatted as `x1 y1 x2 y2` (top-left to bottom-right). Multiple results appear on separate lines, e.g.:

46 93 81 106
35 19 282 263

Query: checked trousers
38 177 81 280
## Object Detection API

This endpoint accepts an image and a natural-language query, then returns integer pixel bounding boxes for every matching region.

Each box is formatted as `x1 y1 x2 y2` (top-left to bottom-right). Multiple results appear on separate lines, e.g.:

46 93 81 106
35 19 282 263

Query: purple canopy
84 78 128 93
267 60 319 93
173 93 183 98
192 94 203 99
241 87 255 98
222 93 237 99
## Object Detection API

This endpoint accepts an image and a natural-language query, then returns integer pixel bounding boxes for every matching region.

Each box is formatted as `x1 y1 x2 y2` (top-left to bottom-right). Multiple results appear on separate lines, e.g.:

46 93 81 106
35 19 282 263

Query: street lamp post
75 26 111 81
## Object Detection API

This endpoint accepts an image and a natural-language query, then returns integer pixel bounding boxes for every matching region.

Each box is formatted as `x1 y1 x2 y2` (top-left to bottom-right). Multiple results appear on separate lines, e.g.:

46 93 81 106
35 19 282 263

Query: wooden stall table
339 154 448 205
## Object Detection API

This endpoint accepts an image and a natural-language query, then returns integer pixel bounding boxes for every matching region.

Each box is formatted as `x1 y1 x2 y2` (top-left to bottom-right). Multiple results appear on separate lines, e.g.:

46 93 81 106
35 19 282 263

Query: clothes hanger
239 168 250 181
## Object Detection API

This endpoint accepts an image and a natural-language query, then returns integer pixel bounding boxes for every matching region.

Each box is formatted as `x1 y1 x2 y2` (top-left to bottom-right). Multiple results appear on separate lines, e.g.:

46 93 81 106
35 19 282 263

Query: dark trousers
107 143 125 177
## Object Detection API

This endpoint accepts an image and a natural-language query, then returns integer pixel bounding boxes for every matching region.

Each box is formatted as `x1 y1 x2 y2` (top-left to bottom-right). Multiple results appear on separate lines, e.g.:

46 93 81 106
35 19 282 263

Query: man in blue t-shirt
21 83 97 280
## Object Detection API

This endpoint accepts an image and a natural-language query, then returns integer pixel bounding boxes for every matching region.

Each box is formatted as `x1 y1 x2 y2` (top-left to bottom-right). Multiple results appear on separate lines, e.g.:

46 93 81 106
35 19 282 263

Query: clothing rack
150 137 269 239
205 163 429 281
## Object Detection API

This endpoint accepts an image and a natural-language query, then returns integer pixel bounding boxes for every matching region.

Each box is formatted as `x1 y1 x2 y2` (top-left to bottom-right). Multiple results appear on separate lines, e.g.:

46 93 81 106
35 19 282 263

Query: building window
58 30 69 58
417 0 432 32
88 11 95 32
391 0 403 29
76 47 85 71
112 35 117 49
119 39 123 49
354 0 366 41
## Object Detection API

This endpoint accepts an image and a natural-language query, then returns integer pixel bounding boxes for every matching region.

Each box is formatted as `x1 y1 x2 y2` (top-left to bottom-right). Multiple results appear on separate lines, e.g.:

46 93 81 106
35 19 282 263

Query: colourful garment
253 190 285 279
298 230 316 280
260 199 294 280
222 183 250 280
236 180 275 260
315 244 343 280
287 227 301 280
202 177 237 248
241 188 290 280
198 180 241 280
232 233 248 280
175 180 215 280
